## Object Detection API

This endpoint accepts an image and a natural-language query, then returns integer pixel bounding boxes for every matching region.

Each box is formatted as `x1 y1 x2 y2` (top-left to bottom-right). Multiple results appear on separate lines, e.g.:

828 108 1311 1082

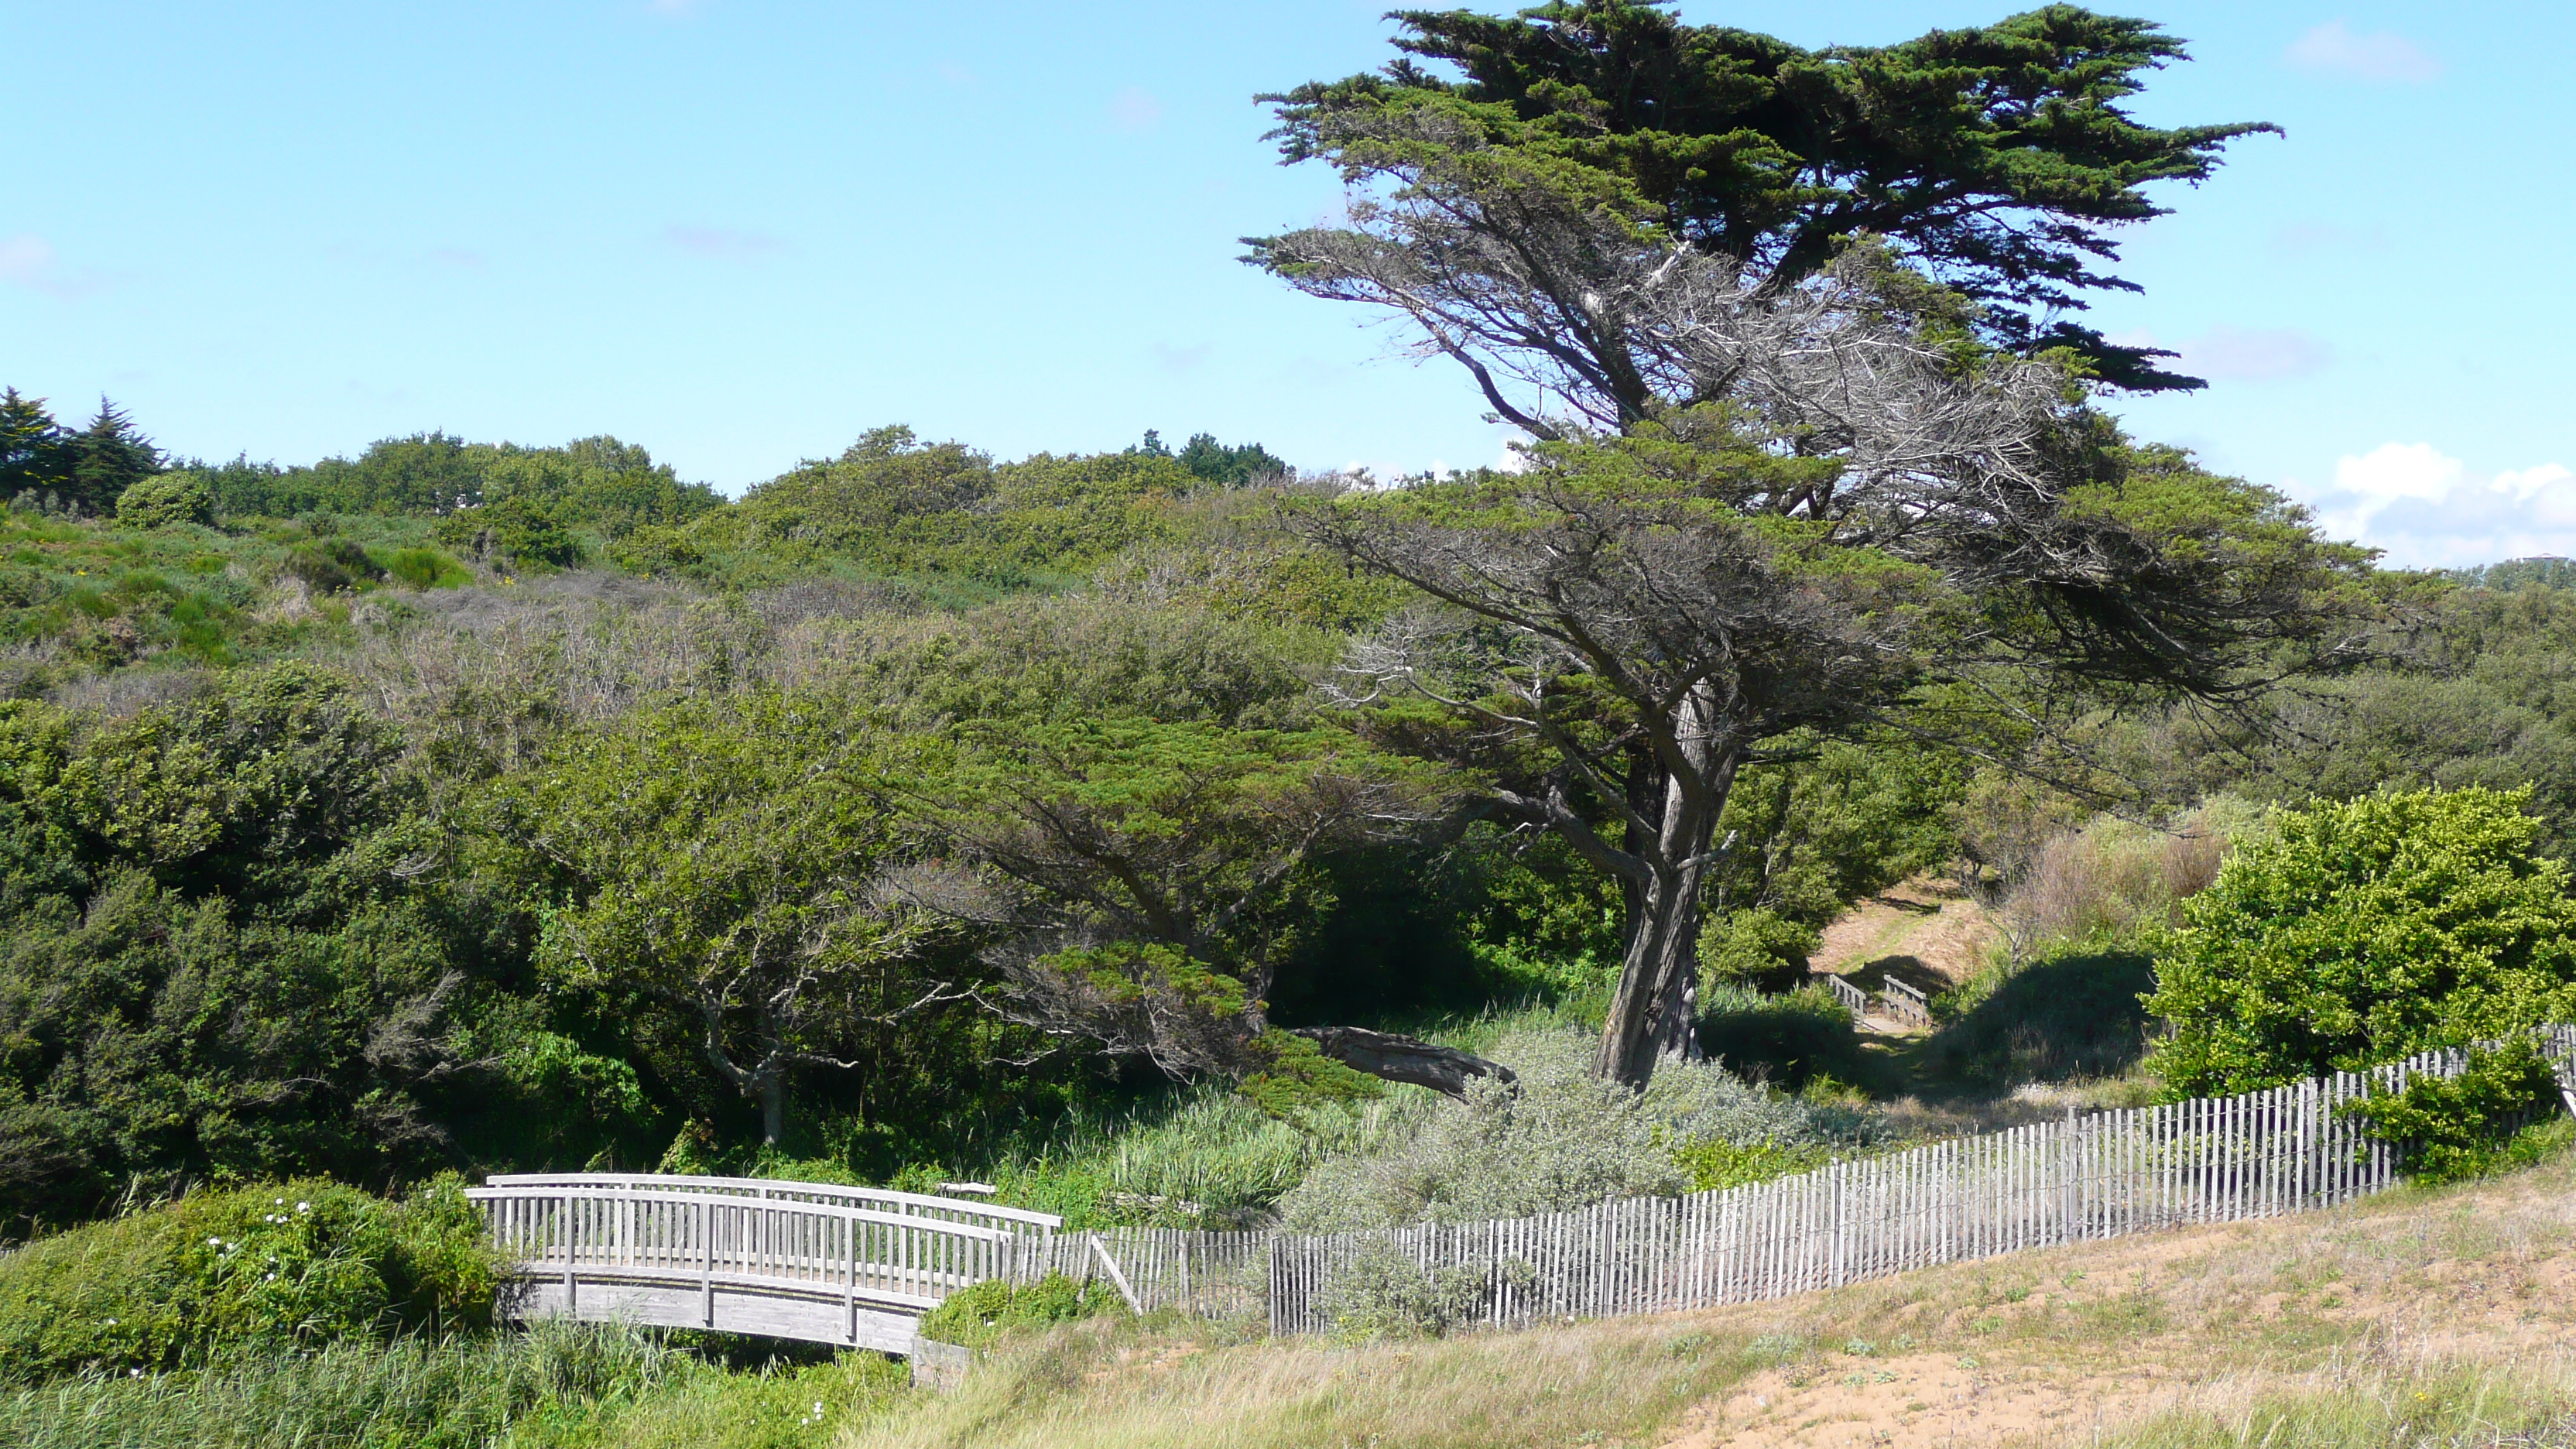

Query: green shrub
1697 908 1817 994
436 495 583 570
0 1177 498 1383
1922 944 2157 1090
1669 1138 1833 1191
379 546 471 589
1278 1026 1882 1231
1694 984 1879 1094
1315 1238 1496 1341
2145 787 2576 1095
113 474 214 530
2341 1037 2570 1184
915 1273 1123 1349
607 524 706 578
283 537 383 593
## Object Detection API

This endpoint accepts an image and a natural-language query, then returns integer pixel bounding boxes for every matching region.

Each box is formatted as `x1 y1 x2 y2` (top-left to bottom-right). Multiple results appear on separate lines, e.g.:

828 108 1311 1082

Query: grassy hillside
854 1140 2576 1449
9 1142 2570 1447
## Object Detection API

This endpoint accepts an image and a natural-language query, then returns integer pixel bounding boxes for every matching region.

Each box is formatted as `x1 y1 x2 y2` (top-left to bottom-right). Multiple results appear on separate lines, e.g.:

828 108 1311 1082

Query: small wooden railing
1815 971 1869 1022
1880 975 1934 1029
466 1177 1060 1352
481 1173 1062 1241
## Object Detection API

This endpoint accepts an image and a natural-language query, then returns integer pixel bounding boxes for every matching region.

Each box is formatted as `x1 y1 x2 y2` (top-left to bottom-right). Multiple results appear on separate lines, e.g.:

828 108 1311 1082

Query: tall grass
1995 797 2262 959
0 1324 909 1449
2093 1356 2576 1449
757 1084 1325 1229
0 1324 665 1449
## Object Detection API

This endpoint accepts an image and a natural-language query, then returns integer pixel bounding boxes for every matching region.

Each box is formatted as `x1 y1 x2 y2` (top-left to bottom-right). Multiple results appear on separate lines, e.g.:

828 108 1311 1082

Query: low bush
1276 1028 1882 1231
1922 944 2159 1091
1694 983 1878 1094
112 474 214 530
283 536 384 593
2342 1037 2570 1184
1314 1238 1496 1341
0 1177 498 1383
916 1273 1125 1350
380 546 471 589
1668 1138 1834 1192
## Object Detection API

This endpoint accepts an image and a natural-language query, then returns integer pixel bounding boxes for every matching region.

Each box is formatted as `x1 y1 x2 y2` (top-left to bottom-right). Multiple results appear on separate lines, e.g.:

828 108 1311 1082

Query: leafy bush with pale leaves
1276 1028 1881 1231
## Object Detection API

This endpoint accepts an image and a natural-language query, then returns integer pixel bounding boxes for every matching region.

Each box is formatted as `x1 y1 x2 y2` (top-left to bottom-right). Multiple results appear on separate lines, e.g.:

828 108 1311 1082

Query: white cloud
2304 443 2576 567
663 225 785 262
2272 221 2385 254
1108 87 1163 133
0 234 53 285
2287 20 2442 83
2178 327 2331 382
2111 325 2331 382
0 233 103 298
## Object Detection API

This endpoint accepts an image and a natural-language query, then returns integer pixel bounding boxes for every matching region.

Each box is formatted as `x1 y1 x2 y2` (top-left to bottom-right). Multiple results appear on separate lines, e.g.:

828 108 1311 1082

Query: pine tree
66 396 162 516
0 388 67 502
1176 433 1290 485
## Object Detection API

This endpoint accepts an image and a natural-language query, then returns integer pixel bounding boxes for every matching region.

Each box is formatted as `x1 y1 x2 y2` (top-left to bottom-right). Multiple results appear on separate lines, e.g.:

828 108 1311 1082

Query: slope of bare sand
1653 1159 2576 1448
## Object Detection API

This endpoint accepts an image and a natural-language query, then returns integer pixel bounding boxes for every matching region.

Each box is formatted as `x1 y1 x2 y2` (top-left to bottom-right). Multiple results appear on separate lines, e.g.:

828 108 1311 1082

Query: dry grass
848 1312 1758 1449
1999 803 2247 959
847 1146 2576 1449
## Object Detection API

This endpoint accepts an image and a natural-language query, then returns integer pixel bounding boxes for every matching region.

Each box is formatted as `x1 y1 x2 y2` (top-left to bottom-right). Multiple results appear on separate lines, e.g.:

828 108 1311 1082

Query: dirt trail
1806 875 2000 1036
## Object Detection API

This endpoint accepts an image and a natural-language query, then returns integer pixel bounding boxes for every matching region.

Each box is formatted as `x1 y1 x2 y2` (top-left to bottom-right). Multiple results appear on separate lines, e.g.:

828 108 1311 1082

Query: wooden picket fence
1036 1029 2576 1337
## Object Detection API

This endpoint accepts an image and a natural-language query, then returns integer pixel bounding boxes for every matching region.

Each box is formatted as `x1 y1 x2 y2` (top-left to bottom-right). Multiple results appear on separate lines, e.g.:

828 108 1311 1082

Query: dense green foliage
0 1178 495 1382
2 369 2571 1242
0 666 498 1228
916 1273 1125 1349
2341 1038 2571 1185
15 5 2576 1440
2145 789 2576 1095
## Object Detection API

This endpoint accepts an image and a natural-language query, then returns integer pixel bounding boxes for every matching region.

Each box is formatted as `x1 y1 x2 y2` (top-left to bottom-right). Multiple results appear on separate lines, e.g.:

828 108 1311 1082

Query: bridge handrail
479 1173 1062 1233
464 1184 1020 1242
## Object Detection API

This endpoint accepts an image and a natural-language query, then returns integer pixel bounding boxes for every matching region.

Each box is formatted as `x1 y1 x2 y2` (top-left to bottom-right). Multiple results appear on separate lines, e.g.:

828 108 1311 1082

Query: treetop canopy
1262 1 2275 390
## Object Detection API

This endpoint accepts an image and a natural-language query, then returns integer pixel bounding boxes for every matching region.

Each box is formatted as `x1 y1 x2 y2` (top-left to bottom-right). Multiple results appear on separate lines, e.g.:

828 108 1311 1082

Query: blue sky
2 2 2566 567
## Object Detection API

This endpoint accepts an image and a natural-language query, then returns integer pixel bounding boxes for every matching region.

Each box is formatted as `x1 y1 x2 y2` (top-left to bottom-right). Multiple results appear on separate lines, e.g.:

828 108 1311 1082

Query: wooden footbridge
465 1174 1063 1355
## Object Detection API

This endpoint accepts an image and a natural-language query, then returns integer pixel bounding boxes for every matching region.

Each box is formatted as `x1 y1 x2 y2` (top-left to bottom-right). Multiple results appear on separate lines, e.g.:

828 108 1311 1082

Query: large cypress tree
1259 2 2273 393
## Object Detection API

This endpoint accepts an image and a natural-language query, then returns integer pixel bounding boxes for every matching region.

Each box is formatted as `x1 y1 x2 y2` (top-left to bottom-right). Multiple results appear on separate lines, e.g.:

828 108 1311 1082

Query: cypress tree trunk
1595 694 1740 1088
